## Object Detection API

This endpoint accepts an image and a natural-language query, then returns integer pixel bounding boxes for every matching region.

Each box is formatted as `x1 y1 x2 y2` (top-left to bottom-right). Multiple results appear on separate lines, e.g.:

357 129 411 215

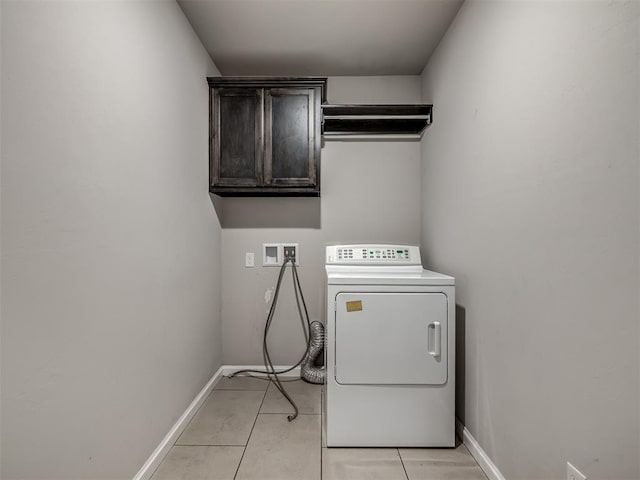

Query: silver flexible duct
301 321 325 384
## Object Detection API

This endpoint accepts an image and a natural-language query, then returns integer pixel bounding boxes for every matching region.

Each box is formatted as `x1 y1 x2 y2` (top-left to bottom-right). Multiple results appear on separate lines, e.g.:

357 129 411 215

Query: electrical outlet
567 462 587 480
245 252 254 268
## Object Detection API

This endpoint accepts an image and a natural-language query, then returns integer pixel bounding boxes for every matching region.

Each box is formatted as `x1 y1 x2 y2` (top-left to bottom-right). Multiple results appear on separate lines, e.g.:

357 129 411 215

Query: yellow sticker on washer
346 300 362 312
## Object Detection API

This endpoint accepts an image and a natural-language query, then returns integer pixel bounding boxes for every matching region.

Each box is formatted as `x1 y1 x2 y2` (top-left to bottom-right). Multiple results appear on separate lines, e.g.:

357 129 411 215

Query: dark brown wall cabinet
208 77 327 197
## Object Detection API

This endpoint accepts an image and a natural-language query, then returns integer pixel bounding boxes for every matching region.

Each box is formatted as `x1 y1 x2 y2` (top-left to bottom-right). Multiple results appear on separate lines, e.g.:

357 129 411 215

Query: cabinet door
211 88 263 187
264 88 319 187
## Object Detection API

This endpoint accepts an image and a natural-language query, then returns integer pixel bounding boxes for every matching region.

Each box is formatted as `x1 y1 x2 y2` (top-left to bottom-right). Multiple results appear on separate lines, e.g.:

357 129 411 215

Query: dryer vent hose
301 321 325 384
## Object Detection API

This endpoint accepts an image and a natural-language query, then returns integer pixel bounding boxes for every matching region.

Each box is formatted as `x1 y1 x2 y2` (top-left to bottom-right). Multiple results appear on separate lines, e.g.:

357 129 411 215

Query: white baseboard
132 364 301 480
456 419 506 480
135 371 502 480
132 366 224 480
222 364 301 378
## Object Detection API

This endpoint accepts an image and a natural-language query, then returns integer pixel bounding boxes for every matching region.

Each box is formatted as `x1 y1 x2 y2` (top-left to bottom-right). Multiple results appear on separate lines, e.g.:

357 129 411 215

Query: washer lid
326 265 454 286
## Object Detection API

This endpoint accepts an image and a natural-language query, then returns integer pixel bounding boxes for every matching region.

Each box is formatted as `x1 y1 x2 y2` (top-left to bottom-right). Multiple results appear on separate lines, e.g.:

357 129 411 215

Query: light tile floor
151 377 488 480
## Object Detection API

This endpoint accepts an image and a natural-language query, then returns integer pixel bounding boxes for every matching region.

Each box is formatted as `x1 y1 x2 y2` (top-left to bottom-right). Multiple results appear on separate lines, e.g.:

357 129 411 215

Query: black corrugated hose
229 255 311 421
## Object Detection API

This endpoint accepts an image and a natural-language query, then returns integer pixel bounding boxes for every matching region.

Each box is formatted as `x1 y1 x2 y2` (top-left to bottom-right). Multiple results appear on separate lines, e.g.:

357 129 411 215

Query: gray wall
0 1 223 478
220 76 422 365
419 1 639 479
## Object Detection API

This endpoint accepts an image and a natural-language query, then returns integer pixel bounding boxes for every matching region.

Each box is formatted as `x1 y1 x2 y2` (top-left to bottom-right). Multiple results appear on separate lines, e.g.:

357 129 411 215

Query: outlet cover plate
282 243 300 265
263 243 280 266
262 243 300 266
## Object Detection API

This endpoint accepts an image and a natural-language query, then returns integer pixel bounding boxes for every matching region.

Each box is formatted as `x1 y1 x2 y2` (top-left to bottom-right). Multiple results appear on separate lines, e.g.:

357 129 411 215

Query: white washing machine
324 244 455 447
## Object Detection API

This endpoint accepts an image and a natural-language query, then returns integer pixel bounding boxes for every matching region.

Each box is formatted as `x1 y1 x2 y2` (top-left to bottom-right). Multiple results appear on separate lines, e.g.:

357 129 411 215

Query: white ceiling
178 0 464 76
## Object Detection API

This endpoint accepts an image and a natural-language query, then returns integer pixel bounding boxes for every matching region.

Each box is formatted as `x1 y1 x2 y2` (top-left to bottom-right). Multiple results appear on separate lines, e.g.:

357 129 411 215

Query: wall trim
222 364 301 377
135 373 505 480
456 419 506 480
132 365 301 480
132 366 225 480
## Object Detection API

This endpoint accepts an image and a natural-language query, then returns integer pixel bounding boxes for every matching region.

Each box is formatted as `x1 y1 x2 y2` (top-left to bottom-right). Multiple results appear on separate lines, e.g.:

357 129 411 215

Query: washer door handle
428 321 441 357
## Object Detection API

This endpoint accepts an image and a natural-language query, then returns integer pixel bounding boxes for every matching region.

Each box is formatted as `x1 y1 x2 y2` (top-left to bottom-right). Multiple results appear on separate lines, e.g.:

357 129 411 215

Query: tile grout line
320 439 323 480
319 396 323 480
258 412 320 415
233 381 270 480
170 443 248 447
397 448 411 480
216 389 268 392
174 387 268 447
172 388 215 447
149 383 223 477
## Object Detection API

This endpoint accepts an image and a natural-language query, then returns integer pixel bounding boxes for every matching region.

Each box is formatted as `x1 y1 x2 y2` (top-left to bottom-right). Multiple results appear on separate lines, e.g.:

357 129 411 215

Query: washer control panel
326 245 421 265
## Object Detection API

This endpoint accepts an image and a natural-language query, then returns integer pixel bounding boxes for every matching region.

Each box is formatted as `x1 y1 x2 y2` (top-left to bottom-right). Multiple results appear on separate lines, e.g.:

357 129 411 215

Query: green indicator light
397 250 403 253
